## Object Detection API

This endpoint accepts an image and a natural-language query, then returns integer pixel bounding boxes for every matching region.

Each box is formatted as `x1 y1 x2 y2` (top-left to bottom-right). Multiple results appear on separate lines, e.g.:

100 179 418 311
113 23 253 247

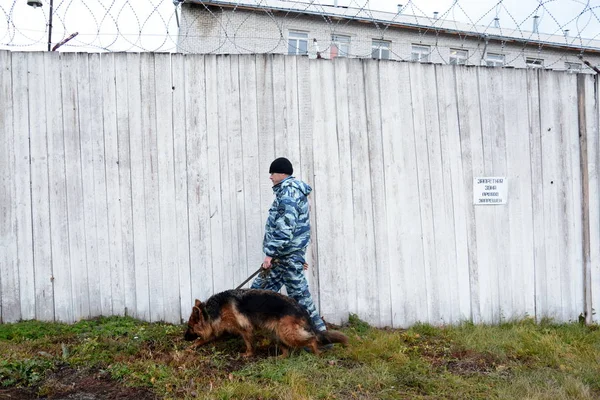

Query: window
411 44 430 62
486 53 505 67
331 35 350 58
288 31 308 55
565 62 581 73
449 48 468 65
526 58 544 68
372 40 390 60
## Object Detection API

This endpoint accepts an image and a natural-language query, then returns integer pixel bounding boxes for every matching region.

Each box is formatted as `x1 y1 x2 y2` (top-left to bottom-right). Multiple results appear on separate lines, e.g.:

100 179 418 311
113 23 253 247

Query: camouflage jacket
263 176 312 259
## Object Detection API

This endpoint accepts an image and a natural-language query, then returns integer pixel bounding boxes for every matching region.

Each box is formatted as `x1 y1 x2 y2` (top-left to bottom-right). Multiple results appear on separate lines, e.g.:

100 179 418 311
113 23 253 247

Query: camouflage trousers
251 257 326 332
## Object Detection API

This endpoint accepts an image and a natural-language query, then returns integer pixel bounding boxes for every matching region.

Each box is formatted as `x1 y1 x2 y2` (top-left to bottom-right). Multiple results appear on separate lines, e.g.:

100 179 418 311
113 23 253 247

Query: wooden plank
227 55 247 289
477 67 507 323
332 57 355 321
503 68 535 319
589 76 600 324
115 54 134 316
172 53 192 321
155 53 180 324
562 72 584 322
347 59 378 325
256 55 276 232
312 60 346 324
281 56 301 164
89 53 112 317
381 61 426 327
205 55 226 296
44 51 72 322
127 52 150 320
61 53 89 321
238 55 263 281
140 52 164 322
114 53 136 318
0 50 20 323
435 64 471 323
272 55 287 158
454 66 484 324
297 56 320 313
578 74 593 325
28 52 54 321
78 54 101 317
101 53 124 317
527 69 547 321
185 54 212 305
538 71 565 320
215 55 234 292
364 61 394 327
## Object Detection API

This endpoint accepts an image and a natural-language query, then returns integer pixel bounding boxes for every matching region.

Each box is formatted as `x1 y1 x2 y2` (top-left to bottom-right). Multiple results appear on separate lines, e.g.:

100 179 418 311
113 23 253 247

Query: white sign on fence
473 177 507 205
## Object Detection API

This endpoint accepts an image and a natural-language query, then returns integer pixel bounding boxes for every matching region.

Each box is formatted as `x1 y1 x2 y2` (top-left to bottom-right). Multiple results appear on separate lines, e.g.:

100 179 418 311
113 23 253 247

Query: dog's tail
317 330 349 347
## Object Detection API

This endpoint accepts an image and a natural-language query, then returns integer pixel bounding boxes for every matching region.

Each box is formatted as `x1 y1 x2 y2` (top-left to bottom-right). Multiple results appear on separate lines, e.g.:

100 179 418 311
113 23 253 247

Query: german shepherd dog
184 289 348 357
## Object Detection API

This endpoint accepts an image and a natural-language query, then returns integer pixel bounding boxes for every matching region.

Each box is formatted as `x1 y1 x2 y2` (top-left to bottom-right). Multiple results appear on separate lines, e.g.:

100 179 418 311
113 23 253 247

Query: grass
0 315 599 399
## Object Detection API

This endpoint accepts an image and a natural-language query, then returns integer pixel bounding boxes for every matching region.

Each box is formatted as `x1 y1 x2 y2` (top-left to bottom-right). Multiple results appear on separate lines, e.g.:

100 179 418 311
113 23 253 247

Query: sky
1 0 598 52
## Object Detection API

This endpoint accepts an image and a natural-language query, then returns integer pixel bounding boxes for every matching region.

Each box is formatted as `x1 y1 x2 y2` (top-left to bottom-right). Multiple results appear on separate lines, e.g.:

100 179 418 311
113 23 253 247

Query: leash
235 259 282 289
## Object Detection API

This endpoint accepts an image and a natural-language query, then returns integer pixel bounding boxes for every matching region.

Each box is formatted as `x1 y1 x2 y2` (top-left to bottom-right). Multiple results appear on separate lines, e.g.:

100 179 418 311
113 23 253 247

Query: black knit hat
269 157 293 175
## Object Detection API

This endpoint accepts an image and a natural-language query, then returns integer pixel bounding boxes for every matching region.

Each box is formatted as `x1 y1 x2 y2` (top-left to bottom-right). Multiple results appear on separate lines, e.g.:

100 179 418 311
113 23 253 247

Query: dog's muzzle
184 329 198 341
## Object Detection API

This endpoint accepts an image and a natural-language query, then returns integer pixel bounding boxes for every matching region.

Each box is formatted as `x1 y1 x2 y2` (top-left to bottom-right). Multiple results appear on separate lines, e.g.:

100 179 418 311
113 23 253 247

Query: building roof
184 0 600 53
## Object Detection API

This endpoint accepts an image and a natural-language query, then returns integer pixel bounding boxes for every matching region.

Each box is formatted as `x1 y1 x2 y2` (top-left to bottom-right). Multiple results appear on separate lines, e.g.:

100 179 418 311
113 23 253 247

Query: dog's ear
194 299 203 308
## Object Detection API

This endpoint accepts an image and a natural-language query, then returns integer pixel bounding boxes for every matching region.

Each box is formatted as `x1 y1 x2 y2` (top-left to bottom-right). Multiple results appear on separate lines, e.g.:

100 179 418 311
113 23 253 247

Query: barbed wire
1 0 599 70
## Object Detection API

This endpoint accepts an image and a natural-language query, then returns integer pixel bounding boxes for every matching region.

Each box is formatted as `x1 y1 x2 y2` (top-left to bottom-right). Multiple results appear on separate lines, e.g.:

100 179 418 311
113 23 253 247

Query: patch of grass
0 316 599 399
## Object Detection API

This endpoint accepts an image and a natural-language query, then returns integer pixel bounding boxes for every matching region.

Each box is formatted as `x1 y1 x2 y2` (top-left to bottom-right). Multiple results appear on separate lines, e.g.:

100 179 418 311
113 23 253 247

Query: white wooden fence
1 51 598 327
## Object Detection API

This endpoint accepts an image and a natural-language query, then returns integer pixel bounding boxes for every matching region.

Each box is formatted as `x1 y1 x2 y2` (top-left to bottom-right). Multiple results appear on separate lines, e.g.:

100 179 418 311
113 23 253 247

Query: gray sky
1 0 598 51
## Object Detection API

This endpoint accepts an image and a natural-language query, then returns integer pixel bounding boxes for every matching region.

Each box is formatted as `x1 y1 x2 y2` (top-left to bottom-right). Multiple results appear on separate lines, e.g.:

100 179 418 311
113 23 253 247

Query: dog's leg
307 339 320 356
239 330 255 357
187 338 210 351
277 345 290 358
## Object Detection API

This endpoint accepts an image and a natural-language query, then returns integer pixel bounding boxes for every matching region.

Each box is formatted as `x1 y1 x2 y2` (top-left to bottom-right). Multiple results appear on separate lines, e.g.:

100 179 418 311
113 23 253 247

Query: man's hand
303 263 309 270
262 256 273 270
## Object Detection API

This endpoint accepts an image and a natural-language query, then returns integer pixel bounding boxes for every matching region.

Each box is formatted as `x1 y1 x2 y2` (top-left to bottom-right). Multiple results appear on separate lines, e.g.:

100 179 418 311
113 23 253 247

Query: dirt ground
0 366 156 400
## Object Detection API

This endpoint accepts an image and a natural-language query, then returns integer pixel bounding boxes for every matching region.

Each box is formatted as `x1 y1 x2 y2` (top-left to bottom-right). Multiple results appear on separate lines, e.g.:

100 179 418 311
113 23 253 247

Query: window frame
331 34 351 58
526 57 544 68
565 62 581 73
486 53 505 67
411 44 431 62
287 30 309 56
372 39 391 60
449 48 468 65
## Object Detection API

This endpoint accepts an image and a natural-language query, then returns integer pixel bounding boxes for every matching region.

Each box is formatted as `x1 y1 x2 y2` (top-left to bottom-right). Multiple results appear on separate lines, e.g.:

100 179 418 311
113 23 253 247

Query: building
177 0 600 73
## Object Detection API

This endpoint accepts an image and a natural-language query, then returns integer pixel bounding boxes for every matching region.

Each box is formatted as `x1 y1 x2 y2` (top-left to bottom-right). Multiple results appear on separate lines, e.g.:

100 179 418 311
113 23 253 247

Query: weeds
0 315 598 399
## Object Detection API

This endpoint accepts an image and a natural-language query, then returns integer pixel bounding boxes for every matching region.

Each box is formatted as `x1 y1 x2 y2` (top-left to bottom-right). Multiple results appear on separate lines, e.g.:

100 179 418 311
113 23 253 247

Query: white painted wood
347 59 378 325
101 53 124 318
154 53 180 324
0 50 20 323
312 59 346 325
238 55 263 283
363 60 392 328
215 55 235 292
27 52 54 321
226 55 247 290
561 72 584 322
3 52 599 328
171 53 191 322
502 68 536 320
185 54 213 306
587 76 600 324
78 54 101 317
332 57 355 323
44 52 72 322
127 52 150 321
538 71 566 320
477 67 507 323
114 53 136 318
454 66 484 324
205 55 226 296
61 53 89 321
88 54 112 317
139 53 164 322
296 56 320 313
434 65 470 324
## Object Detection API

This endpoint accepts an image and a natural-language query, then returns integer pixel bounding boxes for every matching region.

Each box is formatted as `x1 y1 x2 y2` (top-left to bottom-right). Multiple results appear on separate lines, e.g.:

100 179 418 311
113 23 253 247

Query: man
251 157 327 333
